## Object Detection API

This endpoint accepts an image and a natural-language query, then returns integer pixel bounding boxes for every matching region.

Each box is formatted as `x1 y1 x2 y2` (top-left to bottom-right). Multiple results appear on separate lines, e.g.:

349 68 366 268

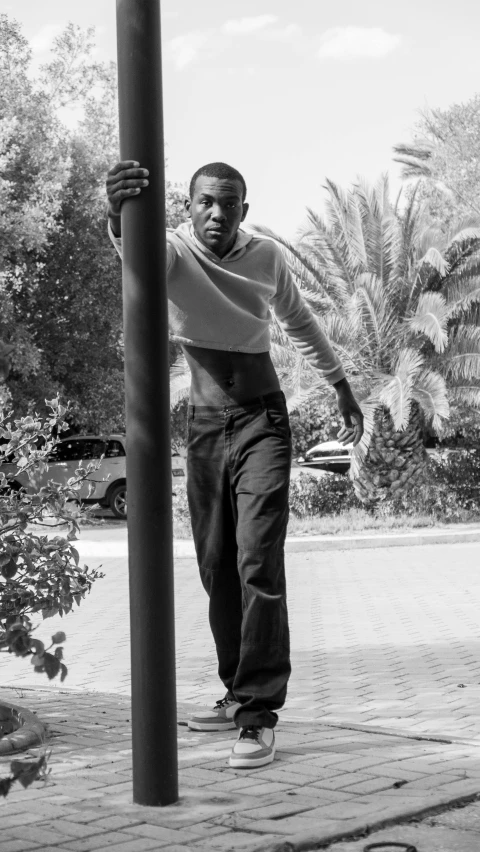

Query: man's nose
211 206 227 221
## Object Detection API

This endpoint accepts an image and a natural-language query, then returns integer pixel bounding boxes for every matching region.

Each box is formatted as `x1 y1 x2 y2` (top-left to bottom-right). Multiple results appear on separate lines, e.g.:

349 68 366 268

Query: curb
242 786 480 852
0 700 47 755
71 527 480 559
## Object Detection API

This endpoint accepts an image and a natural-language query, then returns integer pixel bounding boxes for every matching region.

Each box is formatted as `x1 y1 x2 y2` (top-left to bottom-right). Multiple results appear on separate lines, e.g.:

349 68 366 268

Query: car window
78 439 107 460
49 439 106 462
105 440 126 458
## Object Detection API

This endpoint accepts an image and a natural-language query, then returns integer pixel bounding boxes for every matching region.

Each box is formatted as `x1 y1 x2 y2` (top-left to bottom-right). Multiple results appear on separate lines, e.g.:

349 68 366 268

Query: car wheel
109 483 127 520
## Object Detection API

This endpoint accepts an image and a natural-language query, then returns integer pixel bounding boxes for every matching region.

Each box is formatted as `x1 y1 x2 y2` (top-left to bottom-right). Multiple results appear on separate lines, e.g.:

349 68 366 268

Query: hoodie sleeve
107 220 176 272
270 246 345 385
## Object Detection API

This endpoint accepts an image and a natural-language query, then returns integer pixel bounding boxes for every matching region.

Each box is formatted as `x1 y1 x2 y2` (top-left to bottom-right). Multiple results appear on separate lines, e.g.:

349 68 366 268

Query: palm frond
445 278 480 318
448 383 480 409
418 246 449 277
392 140 434 180
350 274 397 363
376 348 424 430
405 291 449 352
411 369 449 432
439 326 480 382
323 178 368 275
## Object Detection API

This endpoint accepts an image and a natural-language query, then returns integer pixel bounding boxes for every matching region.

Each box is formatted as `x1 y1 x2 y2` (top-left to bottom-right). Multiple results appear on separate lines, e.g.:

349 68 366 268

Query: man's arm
271 249 364 447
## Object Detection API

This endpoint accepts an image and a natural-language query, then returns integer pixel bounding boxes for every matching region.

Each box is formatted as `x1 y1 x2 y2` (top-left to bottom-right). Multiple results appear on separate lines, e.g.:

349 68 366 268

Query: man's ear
184 196 191 218
241 202 249 223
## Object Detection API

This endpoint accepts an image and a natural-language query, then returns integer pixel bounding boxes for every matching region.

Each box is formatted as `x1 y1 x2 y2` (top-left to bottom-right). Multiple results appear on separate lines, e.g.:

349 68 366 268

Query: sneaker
229 726 276 768
187 695 240 732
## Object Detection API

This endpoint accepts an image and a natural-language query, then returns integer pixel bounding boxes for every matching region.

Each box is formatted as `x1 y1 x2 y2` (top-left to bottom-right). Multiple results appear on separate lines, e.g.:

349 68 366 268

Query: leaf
1 558 18 579
0 776 14 797
378 349 424 430
10 755 46 789
51 631 66 644
43 652 61 680
406 292 449 352
418 246 449 276
60 663 68 681
412 369 449 431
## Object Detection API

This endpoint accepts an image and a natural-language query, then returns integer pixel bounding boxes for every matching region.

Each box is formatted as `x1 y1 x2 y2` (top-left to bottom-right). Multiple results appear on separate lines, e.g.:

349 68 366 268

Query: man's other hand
106 161 150 235
333 378 364 447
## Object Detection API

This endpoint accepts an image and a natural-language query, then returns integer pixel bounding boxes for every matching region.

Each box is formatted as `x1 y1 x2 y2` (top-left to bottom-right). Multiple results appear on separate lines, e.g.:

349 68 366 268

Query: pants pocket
265 406 291 439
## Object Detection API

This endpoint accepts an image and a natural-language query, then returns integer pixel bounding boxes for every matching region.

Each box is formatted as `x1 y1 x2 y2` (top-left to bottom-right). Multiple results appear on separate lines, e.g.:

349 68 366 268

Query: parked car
296 440 352 475
2 434 186 520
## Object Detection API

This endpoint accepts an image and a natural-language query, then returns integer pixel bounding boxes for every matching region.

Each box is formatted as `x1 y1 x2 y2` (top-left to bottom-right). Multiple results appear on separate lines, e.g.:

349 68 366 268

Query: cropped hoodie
108 221 345 385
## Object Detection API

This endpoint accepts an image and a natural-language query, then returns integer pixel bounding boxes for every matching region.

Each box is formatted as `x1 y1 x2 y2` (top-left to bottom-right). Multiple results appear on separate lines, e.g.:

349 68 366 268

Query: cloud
261 24 302 42
170 31 209 70
30 23 65 54
221 15 278 35
317 26 401 60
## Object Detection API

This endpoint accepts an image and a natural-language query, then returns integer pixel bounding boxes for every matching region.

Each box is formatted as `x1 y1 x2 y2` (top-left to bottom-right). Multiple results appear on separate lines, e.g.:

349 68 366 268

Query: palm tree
250 175 480 505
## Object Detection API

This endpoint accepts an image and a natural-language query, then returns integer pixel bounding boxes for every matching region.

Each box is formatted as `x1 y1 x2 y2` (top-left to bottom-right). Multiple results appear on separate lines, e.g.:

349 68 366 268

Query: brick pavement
3 537 480 849
2 685 480 851
2 539 480 742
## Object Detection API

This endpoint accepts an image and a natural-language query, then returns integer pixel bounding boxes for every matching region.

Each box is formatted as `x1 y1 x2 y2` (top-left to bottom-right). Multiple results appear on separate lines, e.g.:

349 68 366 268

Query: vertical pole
116 0 178 806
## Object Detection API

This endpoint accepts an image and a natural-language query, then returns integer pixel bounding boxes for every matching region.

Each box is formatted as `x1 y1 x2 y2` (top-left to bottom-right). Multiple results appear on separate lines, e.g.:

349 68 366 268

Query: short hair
189 162 247 201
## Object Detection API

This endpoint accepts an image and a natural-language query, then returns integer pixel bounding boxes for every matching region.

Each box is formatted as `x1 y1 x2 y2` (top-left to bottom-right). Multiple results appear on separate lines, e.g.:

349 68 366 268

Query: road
2 531 480 743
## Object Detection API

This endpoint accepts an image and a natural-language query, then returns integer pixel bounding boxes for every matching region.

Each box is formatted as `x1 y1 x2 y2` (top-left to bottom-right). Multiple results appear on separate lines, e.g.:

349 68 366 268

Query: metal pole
116 0 178 806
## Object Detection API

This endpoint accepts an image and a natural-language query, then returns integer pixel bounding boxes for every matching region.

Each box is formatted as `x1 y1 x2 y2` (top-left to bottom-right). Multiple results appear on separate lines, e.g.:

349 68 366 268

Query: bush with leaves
289 472 361 518
386 449 480 521
0 398 103 681
288 450 480 521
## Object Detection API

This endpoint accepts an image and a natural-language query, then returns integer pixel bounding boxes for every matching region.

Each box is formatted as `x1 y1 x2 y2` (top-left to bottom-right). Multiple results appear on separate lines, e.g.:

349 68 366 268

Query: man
106 160 363 768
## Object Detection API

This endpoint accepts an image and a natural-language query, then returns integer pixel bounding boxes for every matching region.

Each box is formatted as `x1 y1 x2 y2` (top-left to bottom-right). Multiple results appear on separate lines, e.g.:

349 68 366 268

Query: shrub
386 449 480 520
288 472 361 517
0 399 103 680
288 451 480 521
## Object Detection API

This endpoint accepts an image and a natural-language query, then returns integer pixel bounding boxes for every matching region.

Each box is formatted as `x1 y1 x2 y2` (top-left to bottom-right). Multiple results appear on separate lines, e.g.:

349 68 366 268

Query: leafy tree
0 15 71 400
252 176 480 505
393 96 480 228
1 16 187 430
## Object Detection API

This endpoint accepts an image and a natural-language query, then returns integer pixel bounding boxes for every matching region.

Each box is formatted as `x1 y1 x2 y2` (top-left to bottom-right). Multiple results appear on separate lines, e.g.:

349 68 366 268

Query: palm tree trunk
353 404 426 506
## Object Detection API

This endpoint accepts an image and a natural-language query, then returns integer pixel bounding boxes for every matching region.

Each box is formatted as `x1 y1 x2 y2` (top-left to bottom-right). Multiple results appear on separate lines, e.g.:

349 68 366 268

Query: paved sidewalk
2 685 480 852
2 536 480 848
3 539 480 740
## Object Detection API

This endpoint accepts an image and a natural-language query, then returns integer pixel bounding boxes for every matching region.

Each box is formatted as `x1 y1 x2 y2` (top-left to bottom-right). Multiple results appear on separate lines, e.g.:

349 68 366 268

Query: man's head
185 162 249 258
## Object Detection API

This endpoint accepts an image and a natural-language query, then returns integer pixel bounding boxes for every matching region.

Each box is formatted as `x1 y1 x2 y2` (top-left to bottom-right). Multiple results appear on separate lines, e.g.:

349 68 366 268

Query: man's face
185 175 249 258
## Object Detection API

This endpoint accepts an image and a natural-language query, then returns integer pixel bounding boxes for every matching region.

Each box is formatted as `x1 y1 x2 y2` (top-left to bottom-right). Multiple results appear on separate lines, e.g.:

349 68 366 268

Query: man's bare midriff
182 344 281 405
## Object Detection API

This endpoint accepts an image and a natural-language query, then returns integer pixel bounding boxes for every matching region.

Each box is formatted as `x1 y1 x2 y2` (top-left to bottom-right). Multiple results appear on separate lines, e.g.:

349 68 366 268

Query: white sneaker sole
229 746 276 768
188 719 237 732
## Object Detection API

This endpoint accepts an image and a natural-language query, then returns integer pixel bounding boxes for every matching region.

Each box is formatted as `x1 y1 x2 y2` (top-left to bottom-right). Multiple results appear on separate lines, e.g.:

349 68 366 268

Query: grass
286 508 480 537
172 507 480 539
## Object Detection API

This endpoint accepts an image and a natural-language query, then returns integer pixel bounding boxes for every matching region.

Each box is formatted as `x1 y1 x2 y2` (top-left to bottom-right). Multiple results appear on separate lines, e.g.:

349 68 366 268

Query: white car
3 434 186 520
296 440 352 475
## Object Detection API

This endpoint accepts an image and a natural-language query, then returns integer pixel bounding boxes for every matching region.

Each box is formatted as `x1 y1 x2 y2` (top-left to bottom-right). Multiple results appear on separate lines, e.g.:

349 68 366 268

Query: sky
5 0 480 236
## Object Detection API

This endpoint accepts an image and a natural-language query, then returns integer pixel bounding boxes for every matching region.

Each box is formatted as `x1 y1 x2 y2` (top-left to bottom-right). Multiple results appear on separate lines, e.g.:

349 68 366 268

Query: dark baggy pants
186 391 292 729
